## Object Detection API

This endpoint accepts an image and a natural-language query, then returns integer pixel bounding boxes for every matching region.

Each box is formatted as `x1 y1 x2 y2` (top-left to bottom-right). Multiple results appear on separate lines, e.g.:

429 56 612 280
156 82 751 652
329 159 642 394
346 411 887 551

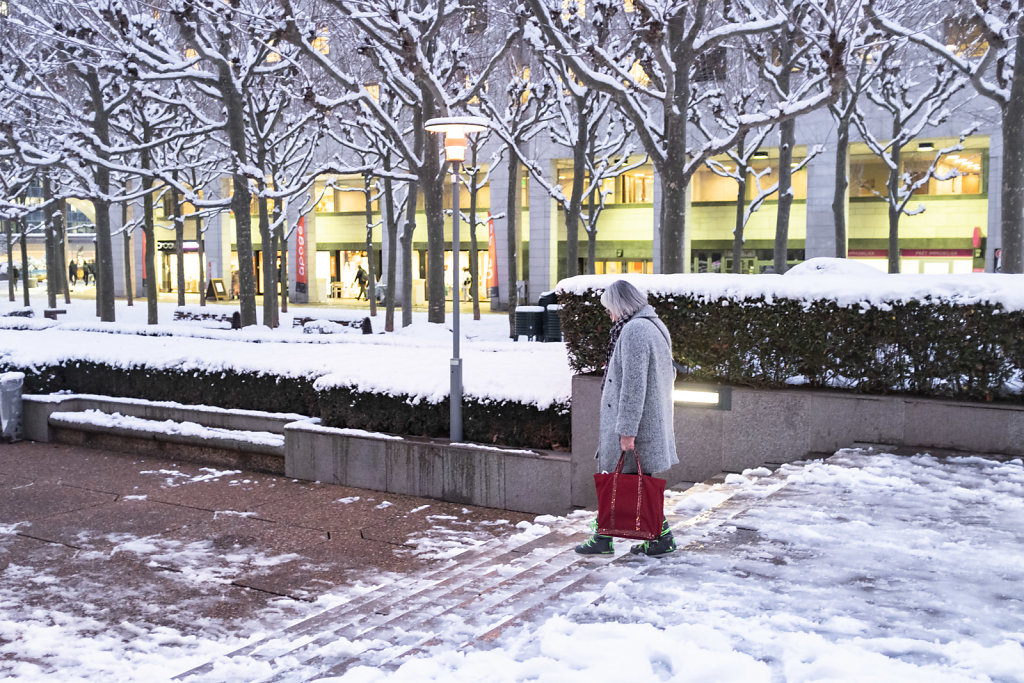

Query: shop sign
157 240 199 252
901 249 973 258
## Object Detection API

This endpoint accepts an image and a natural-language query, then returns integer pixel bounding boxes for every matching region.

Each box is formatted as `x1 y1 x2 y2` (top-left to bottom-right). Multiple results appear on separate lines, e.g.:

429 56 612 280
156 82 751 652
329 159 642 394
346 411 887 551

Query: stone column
489 160 519 309
805 134 844 259
986 129 1003 271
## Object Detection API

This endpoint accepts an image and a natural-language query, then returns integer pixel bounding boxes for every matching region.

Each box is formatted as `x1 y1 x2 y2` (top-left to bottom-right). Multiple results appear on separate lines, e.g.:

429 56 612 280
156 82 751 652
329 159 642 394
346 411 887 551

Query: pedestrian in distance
82 261 90 286
11 265 18 290
68 260 77 287
575 279 679 557
354 264 368 301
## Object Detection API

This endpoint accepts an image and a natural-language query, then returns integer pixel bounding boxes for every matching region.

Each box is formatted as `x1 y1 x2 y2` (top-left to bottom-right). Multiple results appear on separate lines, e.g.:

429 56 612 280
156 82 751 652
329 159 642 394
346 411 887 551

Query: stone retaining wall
571 374 1024 507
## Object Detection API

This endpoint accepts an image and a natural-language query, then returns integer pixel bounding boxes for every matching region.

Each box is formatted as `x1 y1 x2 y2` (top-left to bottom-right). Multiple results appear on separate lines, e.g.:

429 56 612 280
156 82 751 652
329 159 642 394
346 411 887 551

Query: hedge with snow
556 268 1024 402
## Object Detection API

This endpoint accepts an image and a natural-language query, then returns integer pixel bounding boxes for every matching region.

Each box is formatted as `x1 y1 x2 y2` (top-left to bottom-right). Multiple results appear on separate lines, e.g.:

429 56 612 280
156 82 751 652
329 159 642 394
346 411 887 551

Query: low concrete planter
571 374 1024 507
285 422 570 515
22 394 572 515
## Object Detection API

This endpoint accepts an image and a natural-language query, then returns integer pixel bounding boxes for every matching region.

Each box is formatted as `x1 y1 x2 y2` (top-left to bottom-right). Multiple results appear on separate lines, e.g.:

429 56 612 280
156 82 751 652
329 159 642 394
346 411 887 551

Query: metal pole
450 160 463 442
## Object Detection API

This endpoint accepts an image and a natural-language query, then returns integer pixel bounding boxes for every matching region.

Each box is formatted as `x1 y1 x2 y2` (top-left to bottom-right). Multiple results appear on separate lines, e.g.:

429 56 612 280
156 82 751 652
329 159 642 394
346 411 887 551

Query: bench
173 310 241 329
43 309 67 320
292 315 372 335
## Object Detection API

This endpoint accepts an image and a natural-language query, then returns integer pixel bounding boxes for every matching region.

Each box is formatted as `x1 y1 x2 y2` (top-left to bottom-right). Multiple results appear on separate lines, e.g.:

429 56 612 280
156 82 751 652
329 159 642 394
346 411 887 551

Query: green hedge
559 289 1024 402
318 386 570 450
5 359 570 449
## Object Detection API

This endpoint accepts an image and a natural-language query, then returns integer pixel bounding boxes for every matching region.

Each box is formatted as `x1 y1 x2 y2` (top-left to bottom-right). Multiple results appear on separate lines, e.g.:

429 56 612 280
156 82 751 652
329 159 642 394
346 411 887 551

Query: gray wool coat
598 305 679 475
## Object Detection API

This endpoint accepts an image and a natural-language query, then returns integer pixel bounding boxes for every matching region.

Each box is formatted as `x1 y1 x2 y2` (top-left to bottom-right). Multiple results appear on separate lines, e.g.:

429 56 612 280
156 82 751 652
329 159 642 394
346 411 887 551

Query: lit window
623 0 635 12
313 27 329 55
945 17 988 58
460 0 488 33
562 0 585 19
629 61 650 87
850 152 983 197
519 65 531 105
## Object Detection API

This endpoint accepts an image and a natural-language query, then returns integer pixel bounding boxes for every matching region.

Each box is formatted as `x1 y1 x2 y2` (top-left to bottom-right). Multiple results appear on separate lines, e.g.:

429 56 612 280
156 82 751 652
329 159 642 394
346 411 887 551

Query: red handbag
594 449 666 540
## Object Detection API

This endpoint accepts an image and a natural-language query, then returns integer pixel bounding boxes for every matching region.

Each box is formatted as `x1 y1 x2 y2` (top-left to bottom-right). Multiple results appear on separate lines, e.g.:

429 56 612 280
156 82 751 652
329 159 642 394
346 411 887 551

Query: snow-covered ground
3 285 1023 681
2 449 1022 681
0 297 571 408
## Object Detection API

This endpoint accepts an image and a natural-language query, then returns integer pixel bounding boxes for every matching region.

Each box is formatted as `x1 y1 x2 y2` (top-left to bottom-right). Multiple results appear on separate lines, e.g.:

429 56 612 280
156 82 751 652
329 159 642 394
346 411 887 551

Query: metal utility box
1 372 24 443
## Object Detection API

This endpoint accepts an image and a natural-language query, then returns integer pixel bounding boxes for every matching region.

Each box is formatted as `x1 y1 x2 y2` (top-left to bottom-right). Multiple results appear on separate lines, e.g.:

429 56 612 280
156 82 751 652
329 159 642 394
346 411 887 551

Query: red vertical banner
141 231 147 279
486 215 498 289
295 216 307 294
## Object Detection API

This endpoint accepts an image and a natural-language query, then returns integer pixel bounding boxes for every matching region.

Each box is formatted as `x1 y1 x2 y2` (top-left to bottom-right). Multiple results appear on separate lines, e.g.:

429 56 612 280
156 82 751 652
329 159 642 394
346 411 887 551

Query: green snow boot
630 519 676 557
575 519 614 555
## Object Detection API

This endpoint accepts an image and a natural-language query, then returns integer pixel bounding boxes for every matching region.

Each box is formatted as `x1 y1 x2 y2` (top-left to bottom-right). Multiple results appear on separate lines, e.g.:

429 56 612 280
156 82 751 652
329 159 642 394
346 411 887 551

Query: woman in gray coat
575 279 679 557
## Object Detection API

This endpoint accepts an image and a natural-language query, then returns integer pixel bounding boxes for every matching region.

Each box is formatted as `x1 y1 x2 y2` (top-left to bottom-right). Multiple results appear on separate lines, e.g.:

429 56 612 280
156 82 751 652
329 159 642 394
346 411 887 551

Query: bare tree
279 0 517 324
523 0 845 273
853 41 971 273
867 0 1024 272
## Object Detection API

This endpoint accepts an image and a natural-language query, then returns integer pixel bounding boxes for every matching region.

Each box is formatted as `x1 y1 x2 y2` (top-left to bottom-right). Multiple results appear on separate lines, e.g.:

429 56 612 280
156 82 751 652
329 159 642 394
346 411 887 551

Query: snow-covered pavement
322 449 1024 683
3 446 1022 682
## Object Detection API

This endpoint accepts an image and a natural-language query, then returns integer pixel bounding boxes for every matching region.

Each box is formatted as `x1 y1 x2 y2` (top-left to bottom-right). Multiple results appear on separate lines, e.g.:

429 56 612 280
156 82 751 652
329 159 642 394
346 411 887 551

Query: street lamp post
424 116 488 443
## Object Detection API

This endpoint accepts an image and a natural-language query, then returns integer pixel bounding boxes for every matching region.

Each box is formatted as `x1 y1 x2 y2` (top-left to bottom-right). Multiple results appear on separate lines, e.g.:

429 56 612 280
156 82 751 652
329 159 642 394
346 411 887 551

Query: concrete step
48 409 288 475
178 469 793 681
174 524 572 679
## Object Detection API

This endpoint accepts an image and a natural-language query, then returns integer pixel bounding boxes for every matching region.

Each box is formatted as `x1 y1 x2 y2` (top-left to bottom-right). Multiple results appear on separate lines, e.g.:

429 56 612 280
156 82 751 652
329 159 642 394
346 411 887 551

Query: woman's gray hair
600 279 648 319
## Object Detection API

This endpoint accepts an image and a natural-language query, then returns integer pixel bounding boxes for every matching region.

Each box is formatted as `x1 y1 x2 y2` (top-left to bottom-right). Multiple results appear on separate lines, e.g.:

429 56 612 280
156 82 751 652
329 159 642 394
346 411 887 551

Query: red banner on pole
296 216 307 293
486 215 498 289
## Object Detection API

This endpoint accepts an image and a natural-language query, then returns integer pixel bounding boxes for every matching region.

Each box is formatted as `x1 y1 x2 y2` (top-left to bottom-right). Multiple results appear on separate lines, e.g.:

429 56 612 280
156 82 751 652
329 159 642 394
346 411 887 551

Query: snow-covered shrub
557 274 1024 402
316 384 570 450
3 359 570 450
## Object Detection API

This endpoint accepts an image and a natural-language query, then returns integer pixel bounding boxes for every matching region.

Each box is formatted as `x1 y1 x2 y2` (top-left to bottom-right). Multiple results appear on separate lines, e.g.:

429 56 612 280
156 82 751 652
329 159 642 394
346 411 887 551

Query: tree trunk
5 219 13 302
732 173 748 274
401 181 417 328
565 105 588 279
773 28 795 275
586 184 597 274
833 114 850 259
364 173 377 316
197 217 206 307
278 230 288 314
887 121 902 274
774 117 796 273
659 165 689 273
383 174 397 332
59 200 70 305
123 201 133 307
43 176 58 310
19 220 29 307
731 137 747 274
258 193 277 327
216 32 258 326
84 67 115 322
423 155 446 324
172 184 186 307
506 154 521 337
93 197 114 321
143 178 158 325
1000 22 1024 273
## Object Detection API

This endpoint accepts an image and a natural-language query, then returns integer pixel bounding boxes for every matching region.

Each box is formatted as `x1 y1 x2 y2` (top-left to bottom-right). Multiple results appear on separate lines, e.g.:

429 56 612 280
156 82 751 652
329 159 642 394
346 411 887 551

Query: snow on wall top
555 271 1024 311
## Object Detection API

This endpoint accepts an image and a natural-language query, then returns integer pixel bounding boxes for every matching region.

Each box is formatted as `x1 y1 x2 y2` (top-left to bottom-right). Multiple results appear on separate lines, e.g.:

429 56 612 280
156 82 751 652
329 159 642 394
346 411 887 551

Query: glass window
746 161 806 200
692 165 739 202
850 151 983 197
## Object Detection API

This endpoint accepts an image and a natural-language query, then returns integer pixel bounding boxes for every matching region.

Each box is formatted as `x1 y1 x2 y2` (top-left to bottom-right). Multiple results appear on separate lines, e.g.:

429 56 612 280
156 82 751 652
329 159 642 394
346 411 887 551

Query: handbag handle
614 448 643 477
